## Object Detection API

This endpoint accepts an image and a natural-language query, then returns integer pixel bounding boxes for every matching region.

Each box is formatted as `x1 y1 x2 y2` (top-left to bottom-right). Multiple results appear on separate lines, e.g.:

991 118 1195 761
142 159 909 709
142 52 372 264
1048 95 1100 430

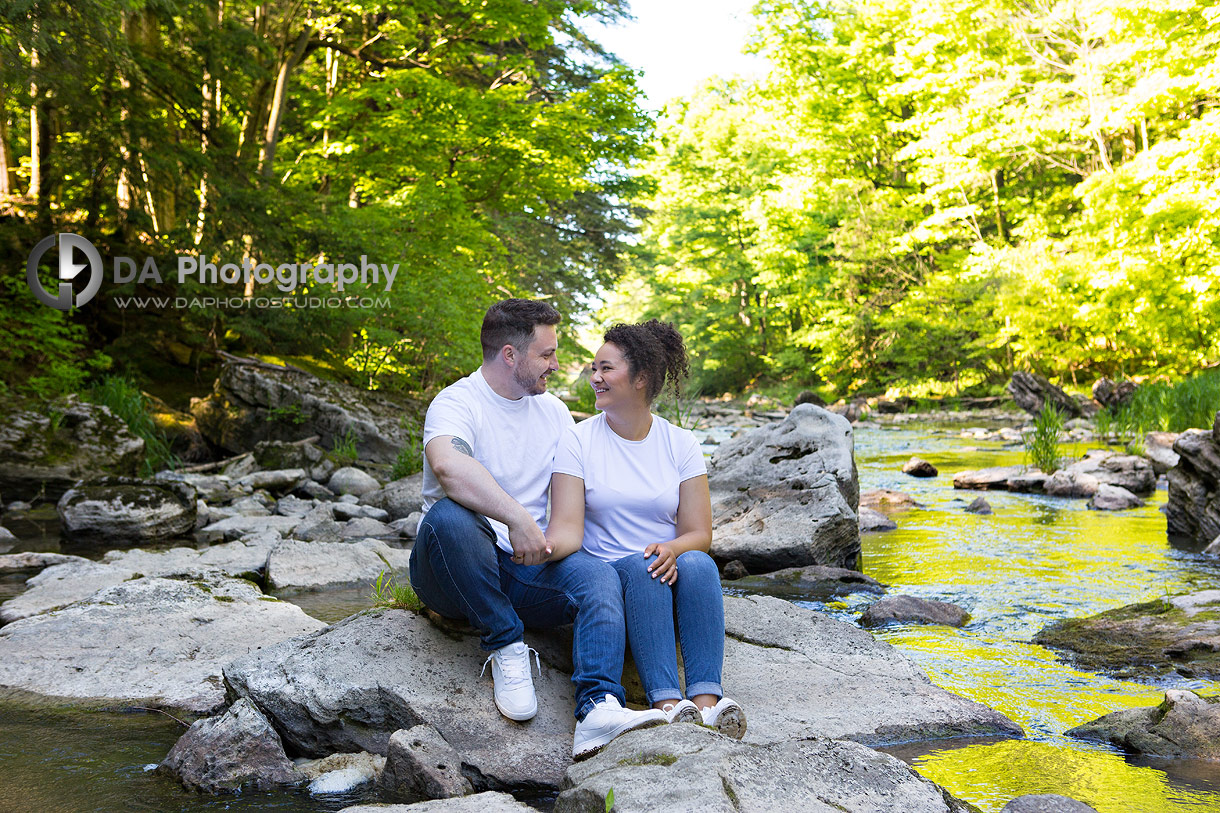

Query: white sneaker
480 641 540 721
572 695 667 759
661 699 701 724
700 697 746 739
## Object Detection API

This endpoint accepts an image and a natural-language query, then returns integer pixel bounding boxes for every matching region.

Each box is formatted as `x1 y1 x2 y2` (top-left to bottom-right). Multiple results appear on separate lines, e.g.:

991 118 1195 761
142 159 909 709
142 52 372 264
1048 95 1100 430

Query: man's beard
514 365 547 395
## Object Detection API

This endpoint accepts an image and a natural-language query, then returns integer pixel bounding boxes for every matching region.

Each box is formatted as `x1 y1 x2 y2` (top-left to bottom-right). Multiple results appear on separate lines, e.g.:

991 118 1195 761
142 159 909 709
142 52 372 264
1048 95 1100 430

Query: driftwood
176 435 320 474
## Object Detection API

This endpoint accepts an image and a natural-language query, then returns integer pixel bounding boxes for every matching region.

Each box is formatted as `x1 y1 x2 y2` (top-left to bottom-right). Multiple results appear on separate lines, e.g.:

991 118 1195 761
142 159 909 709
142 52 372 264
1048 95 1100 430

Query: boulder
860 595 970 628
1033 590 1220 680
154 471 245 504
158 698 301 792
103 536 280 581
1167 423 1220 545
362 472 425 520
1007 472 1049 493
0 552 88 573
298 752 385 794
1087 484 1143 511
859 507 897 533
237 469 308 493
902 457 939 478
1043 470 1100 498
1067 689 1220 760
1061 450 1155 495
1091 378 1136 411
190 360 420 463
1002 795 1099 813
1007 371 1082 418
56 477 197 545
859 488 923 512
341 517 396 538
333 503 390 522
329 467 382 497
340 792 533 813
253 438 328 473
793 390 826 408
1144 432 1181 475
964 497 992 515
266 538 411 593
0 398 145 502
554 724 978 813
224 595 1019 790
953 466 1026 490
0 576 324 713
729 565 884 602
707 405 859 573
195 514 301 543
379 724 474 802
0 559 136 623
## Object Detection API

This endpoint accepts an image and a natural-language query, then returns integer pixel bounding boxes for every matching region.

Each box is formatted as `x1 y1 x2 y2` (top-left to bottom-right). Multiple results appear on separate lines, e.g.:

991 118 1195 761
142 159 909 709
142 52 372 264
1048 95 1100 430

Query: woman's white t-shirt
553 413 707 562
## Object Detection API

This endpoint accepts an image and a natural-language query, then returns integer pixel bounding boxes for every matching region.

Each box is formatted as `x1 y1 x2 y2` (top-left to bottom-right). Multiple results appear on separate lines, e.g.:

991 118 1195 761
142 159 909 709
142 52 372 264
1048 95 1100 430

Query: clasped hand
645 543 678 584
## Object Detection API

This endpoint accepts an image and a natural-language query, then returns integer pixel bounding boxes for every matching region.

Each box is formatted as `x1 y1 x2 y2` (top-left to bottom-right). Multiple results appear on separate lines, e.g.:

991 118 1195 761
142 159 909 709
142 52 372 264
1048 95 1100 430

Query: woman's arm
644 474 713 583
544 472 586 561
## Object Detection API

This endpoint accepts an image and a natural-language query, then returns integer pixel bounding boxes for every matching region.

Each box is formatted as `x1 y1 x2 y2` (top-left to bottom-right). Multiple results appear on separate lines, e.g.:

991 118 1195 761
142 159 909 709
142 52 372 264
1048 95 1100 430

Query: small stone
965 497 992 515
1001 793 1099 812
902 456 938 477
858 507 897 533
238 469 308 492
379 724 473 802
1087 483 1143 511
328 467 381 497
7 501 32 512
721 560 749 580
860 595 970 628
859 489 922 512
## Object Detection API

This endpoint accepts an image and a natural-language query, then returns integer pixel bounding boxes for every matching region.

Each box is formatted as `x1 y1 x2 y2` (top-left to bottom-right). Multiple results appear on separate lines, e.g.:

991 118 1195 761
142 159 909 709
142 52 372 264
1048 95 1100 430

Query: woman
546 320 746 738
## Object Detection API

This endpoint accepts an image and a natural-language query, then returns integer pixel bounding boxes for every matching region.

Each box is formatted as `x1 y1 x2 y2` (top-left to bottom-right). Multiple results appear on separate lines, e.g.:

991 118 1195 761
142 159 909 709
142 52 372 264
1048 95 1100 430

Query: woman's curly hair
603 319 690 404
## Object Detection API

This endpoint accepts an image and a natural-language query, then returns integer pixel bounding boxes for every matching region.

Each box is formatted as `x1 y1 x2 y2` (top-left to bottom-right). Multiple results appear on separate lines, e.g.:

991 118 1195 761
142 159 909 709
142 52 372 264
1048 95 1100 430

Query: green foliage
656 388 705 432
371 567 422 613
391 416 423 481
604 787 615 813
329 428 359 467
1024 407 1066 475
86 376 179 475
613 0 1220 397
265 404 308 426
1111 372 1220 435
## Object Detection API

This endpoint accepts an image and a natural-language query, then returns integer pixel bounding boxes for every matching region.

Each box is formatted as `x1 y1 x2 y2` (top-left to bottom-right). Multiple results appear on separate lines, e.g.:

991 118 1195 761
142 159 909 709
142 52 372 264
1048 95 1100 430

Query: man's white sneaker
572 695 667 760
700 697 746 739
661 699 701 724
481 641 540 721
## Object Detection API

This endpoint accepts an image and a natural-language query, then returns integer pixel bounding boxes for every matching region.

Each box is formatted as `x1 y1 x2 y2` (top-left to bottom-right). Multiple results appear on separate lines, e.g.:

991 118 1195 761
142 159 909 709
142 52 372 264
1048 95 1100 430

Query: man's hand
508 513 552 566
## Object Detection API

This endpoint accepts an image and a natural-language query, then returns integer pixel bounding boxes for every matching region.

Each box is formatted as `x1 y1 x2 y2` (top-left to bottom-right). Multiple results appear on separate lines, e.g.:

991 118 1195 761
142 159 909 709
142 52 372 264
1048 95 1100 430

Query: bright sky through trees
584 0 769 109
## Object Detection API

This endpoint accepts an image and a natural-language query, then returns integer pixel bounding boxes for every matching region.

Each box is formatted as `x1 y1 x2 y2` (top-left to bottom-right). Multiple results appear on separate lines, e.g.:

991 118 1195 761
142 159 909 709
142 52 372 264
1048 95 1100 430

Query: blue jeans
611 550 725 705
409 498 626 718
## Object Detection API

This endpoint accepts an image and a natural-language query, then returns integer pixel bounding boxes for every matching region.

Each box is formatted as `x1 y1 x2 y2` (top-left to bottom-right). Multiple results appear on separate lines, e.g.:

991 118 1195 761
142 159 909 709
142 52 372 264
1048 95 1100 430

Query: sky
582 0 770 110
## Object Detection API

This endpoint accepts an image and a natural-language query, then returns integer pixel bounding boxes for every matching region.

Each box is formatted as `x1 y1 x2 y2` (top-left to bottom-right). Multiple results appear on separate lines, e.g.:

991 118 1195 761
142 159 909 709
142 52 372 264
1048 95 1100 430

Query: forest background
1 0 1218 409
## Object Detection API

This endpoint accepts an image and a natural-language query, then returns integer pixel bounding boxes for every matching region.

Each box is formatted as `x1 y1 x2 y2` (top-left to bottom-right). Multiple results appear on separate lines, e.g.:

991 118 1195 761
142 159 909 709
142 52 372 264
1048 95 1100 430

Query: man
409 298 666 759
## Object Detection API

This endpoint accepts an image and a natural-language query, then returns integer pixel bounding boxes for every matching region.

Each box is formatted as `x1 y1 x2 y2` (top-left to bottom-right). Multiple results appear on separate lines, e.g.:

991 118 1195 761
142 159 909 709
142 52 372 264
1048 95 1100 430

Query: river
1 418 1219 811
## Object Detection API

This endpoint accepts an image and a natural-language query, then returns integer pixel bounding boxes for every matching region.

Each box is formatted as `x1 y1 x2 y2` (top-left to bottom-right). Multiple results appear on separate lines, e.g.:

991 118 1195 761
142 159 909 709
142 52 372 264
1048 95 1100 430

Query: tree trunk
259 27 310 178
991 168 1010 245
28 39 41 203
0 105 16 196
194 0 223 246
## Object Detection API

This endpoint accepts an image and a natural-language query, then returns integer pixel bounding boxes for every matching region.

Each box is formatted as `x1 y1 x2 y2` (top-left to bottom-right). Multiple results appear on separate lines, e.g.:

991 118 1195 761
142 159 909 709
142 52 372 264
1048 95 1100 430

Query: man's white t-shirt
421 368 575 553
552 413 707 562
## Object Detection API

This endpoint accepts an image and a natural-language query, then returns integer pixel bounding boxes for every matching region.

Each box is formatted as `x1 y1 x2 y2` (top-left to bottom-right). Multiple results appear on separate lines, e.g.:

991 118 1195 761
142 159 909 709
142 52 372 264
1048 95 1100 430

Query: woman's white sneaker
700 697 746 739
572 695 667 759
661 699 701 724
481 641 539 721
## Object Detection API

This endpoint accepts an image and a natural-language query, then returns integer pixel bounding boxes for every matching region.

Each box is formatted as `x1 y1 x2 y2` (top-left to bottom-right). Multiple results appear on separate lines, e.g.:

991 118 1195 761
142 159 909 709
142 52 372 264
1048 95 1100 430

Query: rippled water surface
845 424 1220 812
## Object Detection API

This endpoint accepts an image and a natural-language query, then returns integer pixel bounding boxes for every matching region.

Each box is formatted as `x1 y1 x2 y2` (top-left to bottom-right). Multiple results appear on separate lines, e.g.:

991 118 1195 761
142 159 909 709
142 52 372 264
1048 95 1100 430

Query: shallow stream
2 421 1219 811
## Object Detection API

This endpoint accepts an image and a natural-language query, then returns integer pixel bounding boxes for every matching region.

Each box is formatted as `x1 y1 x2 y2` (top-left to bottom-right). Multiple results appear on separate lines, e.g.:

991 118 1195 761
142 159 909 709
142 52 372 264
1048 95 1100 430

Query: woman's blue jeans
409 498 627 719
611 549 725 705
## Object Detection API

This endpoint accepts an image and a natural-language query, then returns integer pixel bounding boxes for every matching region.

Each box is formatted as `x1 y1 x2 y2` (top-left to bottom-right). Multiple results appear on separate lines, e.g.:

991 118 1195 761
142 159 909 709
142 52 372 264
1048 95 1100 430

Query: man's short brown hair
480 298 561 359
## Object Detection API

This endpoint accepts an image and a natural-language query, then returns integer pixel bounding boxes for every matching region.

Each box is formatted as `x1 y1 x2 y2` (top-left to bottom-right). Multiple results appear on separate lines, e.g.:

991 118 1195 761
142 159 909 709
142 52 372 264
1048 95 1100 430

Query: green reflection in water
851 425 1220 811
909 740 1220 813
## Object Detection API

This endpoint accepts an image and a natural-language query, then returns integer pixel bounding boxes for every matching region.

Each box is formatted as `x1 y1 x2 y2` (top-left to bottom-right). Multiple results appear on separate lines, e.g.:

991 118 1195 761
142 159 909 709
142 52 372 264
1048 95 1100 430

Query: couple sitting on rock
409 298 745 760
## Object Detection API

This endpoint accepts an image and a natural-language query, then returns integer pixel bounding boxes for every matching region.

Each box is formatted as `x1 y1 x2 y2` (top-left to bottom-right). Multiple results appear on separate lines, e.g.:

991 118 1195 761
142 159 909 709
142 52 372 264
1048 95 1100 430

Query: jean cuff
686 681 722 699
645 688 683 706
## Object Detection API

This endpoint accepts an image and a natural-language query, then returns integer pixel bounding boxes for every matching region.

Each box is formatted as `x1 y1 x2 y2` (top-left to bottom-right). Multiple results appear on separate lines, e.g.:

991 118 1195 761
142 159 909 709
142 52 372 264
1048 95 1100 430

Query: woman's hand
644 543 678 585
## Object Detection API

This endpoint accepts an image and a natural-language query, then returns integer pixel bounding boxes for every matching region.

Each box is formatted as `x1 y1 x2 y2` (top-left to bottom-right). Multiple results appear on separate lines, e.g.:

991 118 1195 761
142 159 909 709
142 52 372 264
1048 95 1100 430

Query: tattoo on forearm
451 437 474 457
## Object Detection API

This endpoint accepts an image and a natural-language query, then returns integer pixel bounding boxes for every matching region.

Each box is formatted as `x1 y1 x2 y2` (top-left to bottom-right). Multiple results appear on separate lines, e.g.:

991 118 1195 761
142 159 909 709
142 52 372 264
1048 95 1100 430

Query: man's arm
426 434 551 564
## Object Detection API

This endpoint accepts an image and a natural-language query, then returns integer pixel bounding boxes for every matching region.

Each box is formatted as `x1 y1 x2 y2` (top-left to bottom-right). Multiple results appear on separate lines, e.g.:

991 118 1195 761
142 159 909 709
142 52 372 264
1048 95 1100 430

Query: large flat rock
0 576 324 713
266 537 412 593
555 724 978 813
225 595 1019 790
